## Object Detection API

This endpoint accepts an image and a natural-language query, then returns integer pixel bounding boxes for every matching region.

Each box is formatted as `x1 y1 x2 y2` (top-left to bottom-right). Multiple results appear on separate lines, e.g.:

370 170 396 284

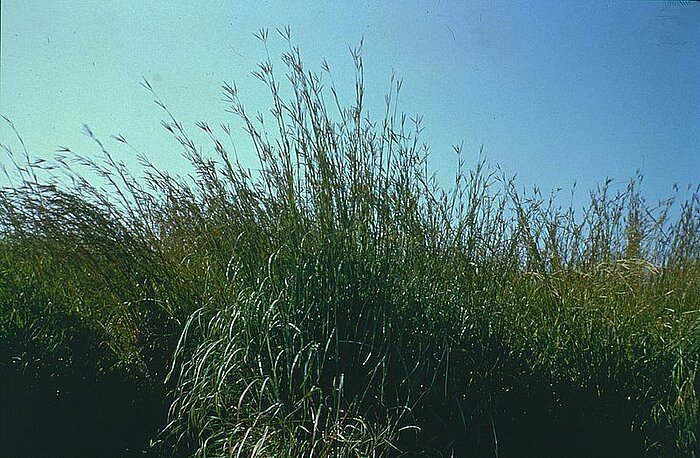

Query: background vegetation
1 32 698 456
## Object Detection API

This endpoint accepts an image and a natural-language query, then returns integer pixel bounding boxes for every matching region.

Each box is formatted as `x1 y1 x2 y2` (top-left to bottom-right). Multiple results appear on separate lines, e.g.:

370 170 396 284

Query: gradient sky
2 1 699 210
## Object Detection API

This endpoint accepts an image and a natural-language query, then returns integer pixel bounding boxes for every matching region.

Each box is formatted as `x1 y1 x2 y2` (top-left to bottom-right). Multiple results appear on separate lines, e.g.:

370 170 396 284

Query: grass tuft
1 33 699 456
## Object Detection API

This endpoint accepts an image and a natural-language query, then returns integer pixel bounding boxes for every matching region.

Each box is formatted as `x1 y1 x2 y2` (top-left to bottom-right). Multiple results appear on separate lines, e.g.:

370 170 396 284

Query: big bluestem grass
1 30 699 456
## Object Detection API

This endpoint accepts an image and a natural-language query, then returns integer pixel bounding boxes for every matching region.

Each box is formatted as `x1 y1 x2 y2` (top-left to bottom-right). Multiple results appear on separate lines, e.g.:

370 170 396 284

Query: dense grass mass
1 33 699 456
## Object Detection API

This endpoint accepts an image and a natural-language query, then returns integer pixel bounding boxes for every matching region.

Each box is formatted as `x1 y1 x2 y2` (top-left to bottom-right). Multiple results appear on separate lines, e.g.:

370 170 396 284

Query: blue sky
2 1 699 210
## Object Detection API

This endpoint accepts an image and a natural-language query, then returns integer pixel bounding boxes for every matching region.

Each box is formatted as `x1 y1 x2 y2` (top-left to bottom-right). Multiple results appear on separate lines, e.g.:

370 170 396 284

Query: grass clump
1 29 699 456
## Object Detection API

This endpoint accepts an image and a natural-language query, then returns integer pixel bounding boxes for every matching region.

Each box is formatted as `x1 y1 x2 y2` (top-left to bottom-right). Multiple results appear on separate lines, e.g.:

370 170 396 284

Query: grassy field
1 34 699 456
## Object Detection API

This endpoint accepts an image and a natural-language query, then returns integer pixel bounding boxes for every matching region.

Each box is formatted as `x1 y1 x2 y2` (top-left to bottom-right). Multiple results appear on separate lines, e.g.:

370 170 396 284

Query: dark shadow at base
1 372 167 458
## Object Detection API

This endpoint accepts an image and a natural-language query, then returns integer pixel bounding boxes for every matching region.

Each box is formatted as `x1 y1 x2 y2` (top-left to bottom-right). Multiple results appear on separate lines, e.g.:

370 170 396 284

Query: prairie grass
1 31 699 456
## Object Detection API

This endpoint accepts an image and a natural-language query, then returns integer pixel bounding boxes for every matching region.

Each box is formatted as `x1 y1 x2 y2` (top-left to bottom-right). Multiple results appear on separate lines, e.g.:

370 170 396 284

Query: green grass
1 31 699 456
